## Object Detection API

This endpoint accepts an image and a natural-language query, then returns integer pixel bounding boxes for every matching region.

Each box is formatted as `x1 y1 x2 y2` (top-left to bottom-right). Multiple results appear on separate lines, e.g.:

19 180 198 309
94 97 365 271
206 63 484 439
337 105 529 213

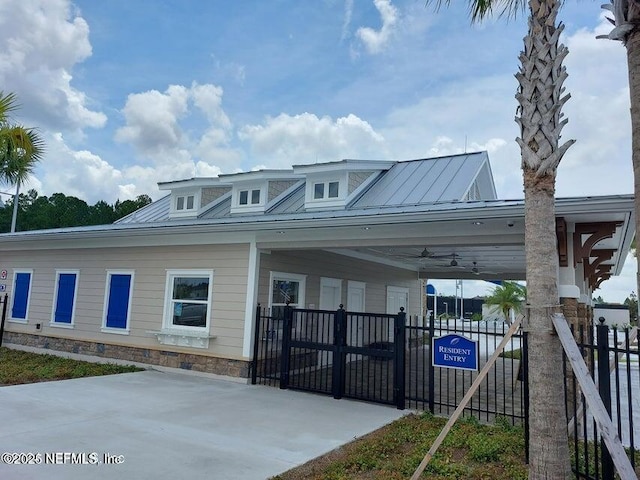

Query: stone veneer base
2 332 250 378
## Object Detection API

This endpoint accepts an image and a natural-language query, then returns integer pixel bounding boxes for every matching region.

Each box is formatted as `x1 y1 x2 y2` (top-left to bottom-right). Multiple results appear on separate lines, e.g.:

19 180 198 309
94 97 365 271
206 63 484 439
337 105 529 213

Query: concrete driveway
0 370 405 480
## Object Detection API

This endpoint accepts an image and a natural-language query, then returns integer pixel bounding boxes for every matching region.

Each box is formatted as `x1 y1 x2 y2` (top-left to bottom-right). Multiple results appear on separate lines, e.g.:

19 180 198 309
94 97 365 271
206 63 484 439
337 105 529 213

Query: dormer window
176 195 195 211
239 189 261 206
314 181 339 200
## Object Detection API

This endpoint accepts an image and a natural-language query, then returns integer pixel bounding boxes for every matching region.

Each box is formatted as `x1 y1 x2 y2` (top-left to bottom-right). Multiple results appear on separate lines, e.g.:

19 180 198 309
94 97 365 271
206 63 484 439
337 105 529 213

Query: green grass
272 412 528 480
0 347 143 385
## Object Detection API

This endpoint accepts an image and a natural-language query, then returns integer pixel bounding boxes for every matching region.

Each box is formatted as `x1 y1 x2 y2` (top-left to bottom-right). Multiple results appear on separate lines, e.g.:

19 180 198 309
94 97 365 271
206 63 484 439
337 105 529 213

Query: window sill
101 327 130 335
8 318 28 324
49 322 74 329
149 329 216 349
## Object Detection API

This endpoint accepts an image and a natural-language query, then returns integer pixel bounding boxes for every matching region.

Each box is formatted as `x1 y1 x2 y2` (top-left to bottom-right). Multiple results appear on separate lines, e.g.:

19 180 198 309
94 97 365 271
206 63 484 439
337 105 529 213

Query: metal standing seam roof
350 152 488 208
117 152 491 225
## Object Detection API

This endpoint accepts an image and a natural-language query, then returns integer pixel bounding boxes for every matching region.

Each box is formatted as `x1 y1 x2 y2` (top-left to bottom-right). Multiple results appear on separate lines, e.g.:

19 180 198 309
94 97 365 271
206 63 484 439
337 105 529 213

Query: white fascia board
219 170 302 182
293 159 395 175
158 177 227 191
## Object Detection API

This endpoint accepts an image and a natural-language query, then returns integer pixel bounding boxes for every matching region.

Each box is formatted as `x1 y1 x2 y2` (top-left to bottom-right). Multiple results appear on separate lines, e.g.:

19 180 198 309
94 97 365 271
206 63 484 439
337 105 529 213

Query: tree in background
484 281 526 325
0 191 152 232
0 92 44 232
624 291 638 323
428 1 573 477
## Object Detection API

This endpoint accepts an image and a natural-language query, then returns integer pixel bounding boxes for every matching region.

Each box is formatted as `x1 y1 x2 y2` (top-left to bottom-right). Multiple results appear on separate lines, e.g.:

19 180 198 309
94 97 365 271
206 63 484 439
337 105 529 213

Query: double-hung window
10 269 33 322
164 270 213 331
313 181 339 200
102 271 134 334
239 189 261 206
51 270 79 327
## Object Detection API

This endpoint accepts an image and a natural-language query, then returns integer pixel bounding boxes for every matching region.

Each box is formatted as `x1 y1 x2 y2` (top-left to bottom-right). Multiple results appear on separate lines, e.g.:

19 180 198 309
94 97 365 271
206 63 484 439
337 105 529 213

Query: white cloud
0 0 106 131
341 0 354 41
356 0 399 54
115 85 190 154
239 112 388 167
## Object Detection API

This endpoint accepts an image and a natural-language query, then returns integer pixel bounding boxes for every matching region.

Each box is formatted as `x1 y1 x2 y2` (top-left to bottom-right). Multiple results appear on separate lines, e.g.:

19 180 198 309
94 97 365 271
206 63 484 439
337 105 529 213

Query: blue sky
0 0 635 302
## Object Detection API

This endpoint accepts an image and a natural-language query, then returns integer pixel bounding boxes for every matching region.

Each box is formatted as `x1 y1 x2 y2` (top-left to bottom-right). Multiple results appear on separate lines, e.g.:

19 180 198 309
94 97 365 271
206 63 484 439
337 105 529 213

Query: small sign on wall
0 284 6 292
0 270 6 280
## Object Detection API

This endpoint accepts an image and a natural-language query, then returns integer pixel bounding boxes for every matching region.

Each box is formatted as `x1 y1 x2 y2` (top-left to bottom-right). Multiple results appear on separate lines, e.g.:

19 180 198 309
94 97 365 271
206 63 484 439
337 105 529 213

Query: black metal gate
252 304 406 408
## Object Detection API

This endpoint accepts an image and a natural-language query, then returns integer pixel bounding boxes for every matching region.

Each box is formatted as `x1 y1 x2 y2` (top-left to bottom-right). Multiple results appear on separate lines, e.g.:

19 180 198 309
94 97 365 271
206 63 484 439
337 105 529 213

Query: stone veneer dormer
293 159 395 210
218 170 303 215
158 177 231 219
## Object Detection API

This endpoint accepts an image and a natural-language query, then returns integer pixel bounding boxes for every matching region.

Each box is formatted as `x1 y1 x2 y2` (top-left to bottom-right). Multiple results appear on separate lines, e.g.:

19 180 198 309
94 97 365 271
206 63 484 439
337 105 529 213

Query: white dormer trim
170 189 201 218
231 182 266 214
305 172 349 210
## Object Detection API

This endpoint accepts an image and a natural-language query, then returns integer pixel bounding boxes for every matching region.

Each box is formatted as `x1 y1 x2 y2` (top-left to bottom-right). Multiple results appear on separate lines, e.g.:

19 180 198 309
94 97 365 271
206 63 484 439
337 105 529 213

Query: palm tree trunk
626 30 640 307
517 1 572 478
10 181 19 233
524 171 571 479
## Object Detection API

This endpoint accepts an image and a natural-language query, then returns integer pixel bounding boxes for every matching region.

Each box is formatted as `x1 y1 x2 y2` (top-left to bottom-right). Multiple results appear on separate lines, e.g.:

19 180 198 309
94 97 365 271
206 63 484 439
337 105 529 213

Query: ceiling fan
390 248 458 261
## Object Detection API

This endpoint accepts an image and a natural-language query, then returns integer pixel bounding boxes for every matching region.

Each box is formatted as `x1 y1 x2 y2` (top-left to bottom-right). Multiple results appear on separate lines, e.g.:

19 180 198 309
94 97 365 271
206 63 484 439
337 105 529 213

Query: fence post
596 317 614 479
428 312 435 413
394 308 406 410
280 304 293 390
332 305 347 400
251 304 261 385
522 330 530 464
0 293 7 349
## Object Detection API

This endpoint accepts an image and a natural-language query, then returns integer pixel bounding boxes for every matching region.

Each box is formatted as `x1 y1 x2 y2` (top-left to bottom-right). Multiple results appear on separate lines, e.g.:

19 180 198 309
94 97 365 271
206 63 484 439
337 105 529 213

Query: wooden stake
410 318 522 480
551 314 637 480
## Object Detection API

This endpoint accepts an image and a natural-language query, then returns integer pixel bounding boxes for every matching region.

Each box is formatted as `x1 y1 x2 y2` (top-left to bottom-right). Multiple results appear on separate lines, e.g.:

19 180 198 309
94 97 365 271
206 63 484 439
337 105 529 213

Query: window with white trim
10 269 33 322
163 270 213 331
51 270 79 327
313 181 339 199
239 189 261 206
176 194 195 211
102 271 134 334
269 272 306 319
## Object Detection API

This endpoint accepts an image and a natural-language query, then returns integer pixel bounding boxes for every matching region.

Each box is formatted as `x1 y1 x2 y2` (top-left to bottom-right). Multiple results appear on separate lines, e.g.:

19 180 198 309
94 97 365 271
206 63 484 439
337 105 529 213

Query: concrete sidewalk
0 370 405 480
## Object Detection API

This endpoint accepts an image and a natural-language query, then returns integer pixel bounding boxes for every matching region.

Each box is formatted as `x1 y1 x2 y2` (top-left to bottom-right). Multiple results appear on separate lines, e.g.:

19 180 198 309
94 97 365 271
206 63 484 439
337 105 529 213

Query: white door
347 281 366 347
320 277 342 310
319 278 342 366
386 286 409 341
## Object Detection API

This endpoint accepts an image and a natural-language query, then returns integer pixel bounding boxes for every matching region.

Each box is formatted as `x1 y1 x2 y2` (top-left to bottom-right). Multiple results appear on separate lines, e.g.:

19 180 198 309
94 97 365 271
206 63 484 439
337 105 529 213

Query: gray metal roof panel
115 195 170 224
199 196 232 219
350 152 487 208
267 183 306 214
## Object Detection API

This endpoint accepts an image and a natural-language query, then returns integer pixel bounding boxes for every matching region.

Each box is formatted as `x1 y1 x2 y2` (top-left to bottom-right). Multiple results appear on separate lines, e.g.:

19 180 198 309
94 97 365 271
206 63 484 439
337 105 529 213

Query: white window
239 189 261 206
10 269 33 323
51 270 79 328
313 181 339 199
176 195 195 211
163 270 213 331
269 272 306 318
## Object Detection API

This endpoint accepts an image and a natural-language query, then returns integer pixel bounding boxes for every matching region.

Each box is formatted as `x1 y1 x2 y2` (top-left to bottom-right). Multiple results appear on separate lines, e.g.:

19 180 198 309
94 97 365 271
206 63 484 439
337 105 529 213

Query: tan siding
348 171 374 194
258 250 421 314
267 180 297 202
2 244 251 360
200 186 231 207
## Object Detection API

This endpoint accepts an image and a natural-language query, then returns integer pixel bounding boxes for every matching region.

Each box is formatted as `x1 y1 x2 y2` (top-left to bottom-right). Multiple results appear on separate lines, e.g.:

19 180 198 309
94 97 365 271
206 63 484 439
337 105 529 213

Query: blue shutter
106 274 131 329
54 273 77 324
12 272 31 319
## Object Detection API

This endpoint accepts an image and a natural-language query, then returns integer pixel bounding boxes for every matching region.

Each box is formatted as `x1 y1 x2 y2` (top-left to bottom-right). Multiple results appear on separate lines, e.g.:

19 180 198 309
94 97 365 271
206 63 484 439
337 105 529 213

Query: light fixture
276 230 286 234
450 255 458 267
362 226 371 231
472 261 479 274
472 221 484 225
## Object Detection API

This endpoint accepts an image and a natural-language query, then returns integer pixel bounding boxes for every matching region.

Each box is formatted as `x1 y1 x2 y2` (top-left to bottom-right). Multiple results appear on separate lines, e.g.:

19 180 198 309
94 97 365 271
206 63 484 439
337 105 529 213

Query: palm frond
426 0 527 21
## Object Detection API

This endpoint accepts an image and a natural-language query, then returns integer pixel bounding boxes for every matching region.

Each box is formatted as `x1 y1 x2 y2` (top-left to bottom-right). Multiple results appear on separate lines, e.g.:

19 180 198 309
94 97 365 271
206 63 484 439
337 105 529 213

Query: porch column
558 285 580 337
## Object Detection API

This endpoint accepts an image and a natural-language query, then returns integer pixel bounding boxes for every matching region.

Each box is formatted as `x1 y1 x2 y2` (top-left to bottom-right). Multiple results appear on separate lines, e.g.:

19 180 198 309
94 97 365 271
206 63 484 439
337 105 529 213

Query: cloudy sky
0 0 635 303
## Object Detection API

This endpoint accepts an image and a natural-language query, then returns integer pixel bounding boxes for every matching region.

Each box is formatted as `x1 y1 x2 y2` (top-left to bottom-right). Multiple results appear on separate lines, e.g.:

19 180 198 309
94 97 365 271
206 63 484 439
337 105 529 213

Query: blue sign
426 283 436 295
432 334 479 371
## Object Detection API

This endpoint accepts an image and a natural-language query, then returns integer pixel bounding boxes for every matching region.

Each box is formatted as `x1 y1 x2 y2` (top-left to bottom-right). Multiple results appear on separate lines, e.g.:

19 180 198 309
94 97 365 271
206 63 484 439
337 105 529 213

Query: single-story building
0 152 634 378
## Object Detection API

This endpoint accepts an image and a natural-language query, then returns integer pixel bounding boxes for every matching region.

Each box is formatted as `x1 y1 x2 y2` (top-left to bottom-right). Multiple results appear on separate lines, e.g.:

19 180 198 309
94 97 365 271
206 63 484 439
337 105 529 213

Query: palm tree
428 1 572 478
0 92 44 232
598 2 640 327
484 281 526 325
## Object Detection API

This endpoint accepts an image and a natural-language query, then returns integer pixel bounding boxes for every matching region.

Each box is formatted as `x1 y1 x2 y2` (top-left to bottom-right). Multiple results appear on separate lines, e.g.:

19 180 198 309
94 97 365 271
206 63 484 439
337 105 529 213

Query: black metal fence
565 321 639 479
406 316 527 427
0 293 8 348
252 305 527 427
251 305 405 407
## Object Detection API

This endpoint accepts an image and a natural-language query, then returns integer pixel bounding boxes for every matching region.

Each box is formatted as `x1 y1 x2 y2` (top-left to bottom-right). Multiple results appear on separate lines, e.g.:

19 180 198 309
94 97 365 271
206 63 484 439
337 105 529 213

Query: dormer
293 160 395 210
219 170 303 215
158 177 232 219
